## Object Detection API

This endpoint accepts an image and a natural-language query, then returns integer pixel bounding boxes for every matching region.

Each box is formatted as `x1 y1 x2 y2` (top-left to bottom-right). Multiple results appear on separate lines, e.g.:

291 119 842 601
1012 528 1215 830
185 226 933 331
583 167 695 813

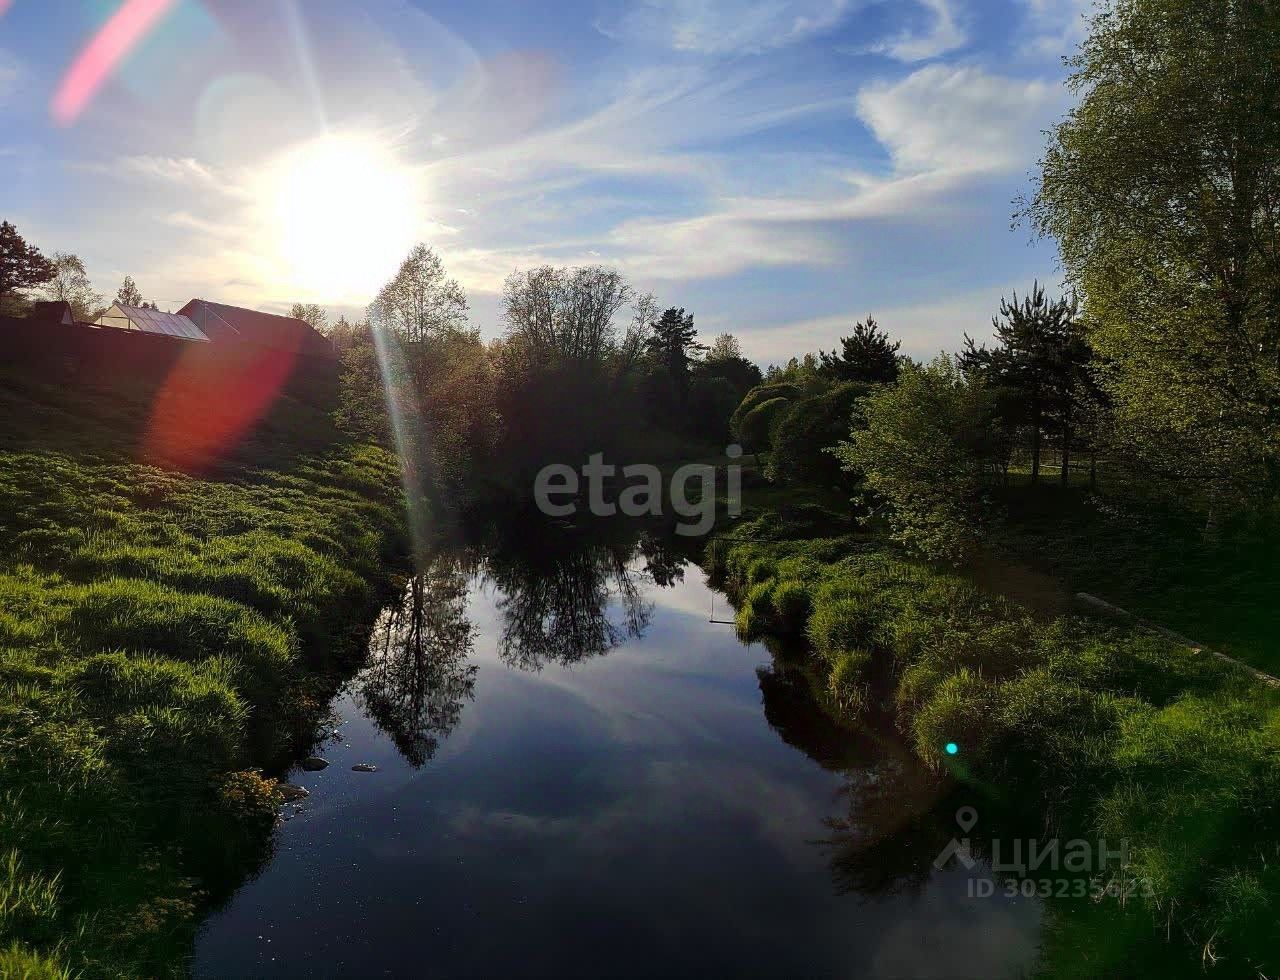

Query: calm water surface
194 531 1041 978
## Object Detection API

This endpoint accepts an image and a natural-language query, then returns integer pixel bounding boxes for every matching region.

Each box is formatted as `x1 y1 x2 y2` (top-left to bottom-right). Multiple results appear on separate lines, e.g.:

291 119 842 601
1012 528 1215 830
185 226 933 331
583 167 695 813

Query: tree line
1 220 161 318
312 244 762 518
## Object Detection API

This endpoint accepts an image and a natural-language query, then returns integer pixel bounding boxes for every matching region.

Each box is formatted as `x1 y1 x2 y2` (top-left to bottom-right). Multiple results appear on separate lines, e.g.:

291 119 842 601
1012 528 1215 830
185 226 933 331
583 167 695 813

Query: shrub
737 397 792 458
729 382 800 439
766 382 868 487
829 356 1003 563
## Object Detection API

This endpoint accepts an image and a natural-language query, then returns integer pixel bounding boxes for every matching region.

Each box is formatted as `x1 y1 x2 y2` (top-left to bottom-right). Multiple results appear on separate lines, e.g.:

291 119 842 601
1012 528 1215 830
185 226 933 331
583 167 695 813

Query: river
194 525 1041 978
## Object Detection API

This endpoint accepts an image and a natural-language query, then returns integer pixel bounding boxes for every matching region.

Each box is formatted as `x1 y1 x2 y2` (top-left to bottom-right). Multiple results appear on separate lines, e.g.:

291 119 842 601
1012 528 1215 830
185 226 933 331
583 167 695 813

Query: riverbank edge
0 444 410 979
700 505 1280 977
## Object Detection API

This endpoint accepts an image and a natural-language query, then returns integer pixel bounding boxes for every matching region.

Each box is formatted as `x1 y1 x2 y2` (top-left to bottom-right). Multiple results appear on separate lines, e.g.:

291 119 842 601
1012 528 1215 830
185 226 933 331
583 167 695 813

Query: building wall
0 317 338 408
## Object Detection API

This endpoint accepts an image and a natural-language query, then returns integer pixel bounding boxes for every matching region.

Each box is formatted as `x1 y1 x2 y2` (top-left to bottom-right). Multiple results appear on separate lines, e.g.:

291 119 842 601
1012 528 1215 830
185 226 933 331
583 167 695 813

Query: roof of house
178 299 334 358
28 301 75 325
95 303 210 342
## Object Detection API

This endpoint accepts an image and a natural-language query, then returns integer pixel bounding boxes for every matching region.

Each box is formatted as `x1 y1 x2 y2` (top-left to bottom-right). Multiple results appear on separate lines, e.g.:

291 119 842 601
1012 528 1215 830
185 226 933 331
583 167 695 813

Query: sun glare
263 134 421 299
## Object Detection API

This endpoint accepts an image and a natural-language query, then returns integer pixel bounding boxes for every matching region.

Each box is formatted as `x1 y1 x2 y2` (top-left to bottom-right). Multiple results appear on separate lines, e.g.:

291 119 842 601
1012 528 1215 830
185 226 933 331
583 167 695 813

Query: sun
261 133 422 299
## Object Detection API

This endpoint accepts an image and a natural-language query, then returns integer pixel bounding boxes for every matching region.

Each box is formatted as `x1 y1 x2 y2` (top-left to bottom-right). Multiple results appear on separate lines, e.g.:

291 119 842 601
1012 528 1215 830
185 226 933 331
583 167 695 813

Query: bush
830 356 1003 563
737 397 791 458
766 382 868 487
729 383 800 440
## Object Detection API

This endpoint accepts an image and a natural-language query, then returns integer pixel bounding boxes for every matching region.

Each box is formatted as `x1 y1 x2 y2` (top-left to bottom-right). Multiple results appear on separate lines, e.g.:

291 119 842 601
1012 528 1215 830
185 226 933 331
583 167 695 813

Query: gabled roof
178 299 334 357
29 301 75 325
95 303 210 341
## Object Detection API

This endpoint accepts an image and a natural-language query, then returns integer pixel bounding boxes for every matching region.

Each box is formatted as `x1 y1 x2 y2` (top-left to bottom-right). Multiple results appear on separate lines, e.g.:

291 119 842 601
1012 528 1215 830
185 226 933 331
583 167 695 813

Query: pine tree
115 276 144 307
818 318 901 384
960 283 1089 485
0 221 55 309
645 307 704 403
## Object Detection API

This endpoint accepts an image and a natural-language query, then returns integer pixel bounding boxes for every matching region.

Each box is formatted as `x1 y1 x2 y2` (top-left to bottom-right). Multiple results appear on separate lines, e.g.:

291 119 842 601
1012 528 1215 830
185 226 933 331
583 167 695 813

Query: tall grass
0 426 405 976
707 510 1280 975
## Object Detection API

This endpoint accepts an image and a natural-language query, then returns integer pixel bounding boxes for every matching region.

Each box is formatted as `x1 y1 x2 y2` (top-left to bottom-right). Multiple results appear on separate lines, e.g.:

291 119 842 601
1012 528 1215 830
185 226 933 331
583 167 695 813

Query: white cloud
430 64 1066 290
115 155 223 186
597 0 855 55
856 64 1063 176
874 0 967 62
1020 0 1095 58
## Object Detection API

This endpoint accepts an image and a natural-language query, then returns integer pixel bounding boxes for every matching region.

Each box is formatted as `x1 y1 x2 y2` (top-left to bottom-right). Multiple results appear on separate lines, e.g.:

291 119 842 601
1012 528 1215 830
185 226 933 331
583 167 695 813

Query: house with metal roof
178 299 335 359
93 303 211 342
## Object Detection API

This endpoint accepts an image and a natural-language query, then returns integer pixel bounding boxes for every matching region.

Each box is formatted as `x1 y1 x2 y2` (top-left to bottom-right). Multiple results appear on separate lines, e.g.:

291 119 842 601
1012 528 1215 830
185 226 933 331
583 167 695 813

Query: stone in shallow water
300 757 329 772
351 763 378 773
278 783 310 802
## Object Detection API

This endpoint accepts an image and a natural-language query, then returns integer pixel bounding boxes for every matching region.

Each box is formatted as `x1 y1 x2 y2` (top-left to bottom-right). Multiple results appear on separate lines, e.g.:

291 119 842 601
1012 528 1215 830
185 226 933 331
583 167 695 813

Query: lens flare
142 341 299 472
945 742 959 755
369 325 433 566
52 0 179 126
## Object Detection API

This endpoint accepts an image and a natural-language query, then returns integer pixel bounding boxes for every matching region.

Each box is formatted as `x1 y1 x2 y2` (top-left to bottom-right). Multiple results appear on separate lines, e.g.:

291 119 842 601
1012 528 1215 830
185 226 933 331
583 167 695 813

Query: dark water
194 528 1041 978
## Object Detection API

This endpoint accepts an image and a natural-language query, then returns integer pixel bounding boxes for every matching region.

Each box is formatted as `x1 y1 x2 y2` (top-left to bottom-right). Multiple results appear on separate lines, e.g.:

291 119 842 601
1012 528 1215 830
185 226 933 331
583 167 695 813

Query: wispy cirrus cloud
1020 0 1094 57
596 0 856 54
100 154 227 188
873 0 968 62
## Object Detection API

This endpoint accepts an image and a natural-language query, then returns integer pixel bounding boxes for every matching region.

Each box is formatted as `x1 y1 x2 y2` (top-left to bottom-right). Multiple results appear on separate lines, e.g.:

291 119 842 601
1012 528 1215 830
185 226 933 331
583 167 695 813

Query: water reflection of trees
355 560 478 768
757 663 957 899
483 526 685 671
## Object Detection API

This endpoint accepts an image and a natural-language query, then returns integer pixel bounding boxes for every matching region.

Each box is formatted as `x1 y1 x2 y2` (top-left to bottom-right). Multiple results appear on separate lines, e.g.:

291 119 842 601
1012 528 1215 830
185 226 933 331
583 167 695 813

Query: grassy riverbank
0 371 406 976
706 499 1280 977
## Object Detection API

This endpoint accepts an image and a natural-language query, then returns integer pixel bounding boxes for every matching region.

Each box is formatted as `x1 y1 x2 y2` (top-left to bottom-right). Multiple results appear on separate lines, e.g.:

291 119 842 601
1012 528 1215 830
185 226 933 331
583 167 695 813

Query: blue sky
0 0 1091 364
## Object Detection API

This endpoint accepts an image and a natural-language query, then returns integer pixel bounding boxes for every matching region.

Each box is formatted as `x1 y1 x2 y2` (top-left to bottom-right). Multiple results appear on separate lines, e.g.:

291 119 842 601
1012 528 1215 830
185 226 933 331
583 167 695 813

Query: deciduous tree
369 244 468 344
43 252 102 321
832 356 1003 563
290 302 328 335
1029 0 1280 512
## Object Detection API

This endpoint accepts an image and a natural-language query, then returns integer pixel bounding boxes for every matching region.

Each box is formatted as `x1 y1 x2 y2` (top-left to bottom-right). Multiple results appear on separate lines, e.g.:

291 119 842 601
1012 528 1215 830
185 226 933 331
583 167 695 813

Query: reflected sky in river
195 526 1040 978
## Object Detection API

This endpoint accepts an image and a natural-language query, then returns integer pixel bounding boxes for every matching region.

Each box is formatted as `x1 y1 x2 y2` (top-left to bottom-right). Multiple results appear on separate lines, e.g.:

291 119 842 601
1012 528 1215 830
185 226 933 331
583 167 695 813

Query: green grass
706 507 1280 977
989 482 1280 675
0 369 407 976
